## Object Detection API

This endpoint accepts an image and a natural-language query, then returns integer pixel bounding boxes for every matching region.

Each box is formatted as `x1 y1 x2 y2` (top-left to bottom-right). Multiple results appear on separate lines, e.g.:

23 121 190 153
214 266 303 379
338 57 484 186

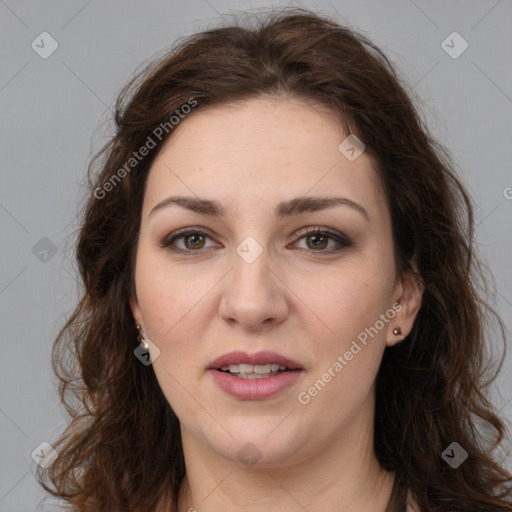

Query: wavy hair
38 7 512 511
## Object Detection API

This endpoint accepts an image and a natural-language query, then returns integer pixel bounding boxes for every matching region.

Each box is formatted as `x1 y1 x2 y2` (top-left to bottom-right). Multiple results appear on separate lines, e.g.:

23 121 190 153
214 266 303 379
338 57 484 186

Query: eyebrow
149 195 370 221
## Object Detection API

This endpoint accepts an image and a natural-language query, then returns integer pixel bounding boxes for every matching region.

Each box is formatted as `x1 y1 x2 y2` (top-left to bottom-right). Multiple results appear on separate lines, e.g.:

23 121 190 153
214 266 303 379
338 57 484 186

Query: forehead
142 97 388 223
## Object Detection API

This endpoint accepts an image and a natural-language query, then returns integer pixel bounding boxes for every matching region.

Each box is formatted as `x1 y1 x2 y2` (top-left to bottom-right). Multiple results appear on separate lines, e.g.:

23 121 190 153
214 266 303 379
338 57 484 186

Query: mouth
209 350 303 375
207 350 304 398
216 363 296 379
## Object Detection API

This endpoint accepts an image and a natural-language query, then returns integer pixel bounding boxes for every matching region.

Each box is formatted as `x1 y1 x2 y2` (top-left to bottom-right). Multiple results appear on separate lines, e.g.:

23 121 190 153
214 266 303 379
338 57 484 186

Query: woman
39 8 512 511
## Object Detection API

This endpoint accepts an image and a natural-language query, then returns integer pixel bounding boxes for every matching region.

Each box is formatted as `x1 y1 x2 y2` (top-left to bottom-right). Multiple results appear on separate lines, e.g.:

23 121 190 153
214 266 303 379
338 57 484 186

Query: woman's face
130 96 421 468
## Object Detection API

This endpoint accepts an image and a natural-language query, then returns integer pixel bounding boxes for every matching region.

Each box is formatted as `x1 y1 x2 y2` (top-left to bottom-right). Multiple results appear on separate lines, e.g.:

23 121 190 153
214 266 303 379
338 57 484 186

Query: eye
291 227 352 253
161 229 215 253
160 227 352 255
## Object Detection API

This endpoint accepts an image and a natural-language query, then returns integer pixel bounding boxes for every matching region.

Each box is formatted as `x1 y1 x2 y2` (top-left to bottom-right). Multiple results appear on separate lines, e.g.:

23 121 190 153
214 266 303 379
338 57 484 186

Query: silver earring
393 327 402 336
136 324 149 350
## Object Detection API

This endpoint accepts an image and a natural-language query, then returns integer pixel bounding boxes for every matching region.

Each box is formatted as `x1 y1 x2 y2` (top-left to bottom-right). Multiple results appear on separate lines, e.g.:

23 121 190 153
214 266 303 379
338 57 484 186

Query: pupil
309 234 326 249
187 234 204 249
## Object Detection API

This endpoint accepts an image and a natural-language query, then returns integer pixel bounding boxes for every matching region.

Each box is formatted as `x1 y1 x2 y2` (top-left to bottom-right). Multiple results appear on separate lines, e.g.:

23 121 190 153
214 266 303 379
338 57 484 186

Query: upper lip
208 350 304 370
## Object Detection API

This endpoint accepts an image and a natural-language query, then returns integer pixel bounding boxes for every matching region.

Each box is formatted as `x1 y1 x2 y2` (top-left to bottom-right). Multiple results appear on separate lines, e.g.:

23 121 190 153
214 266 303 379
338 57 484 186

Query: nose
218 243 290 331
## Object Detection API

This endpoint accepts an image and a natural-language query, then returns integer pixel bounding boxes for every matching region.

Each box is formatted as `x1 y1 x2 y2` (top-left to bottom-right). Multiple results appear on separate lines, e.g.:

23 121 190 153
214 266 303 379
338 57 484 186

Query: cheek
135 247 202 333
302 264 394 348
133 248 215 373
134 253 208 417
295 274 394 421
296 275 392 421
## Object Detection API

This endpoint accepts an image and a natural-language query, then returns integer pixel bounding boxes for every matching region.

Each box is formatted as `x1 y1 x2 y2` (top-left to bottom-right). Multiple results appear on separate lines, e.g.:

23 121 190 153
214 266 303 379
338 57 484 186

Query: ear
385 269 424 347
129 295 143 327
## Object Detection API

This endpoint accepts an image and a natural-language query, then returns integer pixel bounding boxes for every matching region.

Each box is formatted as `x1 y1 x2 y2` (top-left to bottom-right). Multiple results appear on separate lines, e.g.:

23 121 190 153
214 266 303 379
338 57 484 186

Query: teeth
219 363 288 374
234 372 281 379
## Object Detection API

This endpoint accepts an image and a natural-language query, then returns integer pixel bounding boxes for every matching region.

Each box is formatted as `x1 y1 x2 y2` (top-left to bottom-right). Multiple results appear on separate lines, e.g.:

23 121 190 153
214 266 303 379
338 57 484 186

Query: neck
176 400 395 512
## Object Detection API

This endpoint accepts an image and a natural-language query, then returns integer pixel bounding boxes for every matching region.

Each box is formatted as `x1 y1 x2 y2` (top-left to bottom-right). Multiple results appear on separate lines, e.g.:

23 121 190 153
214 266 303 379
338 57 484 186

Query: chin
206 420 307 467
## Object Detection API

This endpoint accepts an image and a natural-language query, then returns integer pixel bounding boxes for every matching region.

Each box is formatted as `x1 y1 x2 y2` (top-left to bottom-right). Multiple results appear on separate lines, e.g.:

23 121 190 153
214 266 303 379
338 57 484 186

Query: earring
393 327 402 336
136 324 149 350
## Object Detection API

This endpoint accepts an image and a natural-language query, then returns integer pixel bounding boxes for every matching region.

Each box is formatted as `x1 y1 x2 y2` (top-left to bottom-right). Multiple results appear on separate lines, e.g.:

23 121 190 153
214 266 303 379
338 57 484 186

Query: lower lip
208 369 303 400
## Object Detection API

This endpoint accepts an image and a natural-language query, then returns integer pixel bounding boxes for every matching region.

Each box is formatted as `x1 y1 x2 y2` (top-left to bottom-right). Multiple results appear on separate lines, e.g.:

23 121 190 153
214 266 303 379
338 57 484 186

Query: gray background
1 0 511 510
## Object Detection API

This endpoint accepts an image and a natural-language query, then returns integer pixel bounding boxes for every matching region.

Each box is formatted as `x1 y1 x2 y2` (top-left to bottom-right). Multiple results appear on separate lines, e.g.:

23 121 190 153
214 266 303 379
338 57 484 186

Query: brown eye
305 232 329 250
293 228 352 253
161 230 214 253
161 227 351 255
182 233 206 250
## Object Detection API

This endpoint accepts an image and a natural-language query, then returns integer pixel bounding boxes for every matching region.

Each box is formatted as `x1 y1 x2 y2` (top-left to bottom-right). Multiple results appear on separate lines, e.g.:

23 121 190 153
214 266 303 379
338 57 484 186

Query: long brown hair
38 8 512 511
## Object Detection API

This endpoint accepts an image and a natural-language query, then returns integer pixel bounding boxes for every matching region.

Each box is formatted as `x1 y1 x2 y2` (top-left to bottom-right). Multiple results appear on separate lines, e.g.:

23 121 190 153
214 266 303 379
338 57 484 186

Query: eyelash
160 227 352 255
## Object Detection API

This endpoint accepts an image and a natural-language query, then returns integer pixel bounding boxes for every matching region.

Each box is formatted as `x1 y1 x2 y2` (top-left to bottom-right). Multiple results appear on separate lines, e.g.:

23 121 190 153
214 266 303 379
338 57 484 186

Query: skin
130 96 423 512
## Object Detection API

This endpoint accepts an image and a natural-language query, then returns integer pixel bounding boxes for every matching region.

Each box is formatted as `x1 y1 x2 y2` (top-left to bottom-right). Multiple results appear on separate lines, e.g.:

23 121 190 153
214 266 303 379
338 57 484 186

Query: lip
207 350 304 401
208 368 304 400
208 350 304 371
